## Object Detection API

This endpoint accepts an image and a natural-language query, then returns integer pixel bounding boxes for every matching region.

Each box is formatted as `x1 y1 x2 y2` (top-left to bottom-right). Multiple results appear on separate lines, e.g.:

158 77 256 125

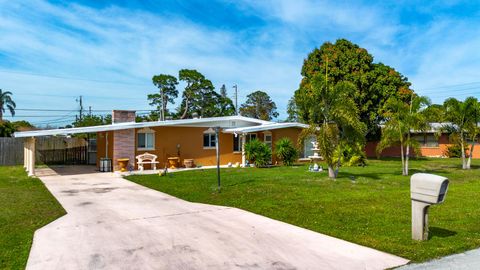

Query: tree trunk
461 139 467 169
180 97 189 119
328 165 336 179
400 141 405 175
467 142 475 169
405 144 410 176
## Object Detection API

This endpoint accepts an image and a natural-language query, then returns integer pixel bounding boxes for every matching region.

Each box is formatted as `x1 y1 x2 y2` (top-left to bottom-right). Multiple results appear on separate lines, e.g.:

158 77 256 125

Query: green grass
126 158 480 262
0 166 66 269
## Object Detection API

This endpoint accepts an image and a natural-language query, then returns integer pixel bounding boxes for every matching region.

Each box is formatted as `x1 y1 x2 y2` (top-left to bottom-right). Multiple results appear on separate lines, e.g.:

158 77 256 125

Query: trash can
100 158 112 172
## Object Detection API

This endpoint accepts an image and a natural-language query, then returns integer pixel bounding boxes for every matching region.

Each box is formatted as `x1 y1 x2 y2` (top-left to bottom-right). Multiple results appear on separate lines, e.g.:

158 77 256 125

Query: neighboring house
365 123 480 158
15 110 308 172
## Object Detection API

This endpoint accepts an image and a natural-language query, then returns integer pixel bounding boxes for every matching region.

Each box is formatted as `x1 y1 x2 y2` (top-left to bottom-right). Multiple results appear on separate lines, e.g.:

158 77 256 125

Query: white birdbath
308 141 323 172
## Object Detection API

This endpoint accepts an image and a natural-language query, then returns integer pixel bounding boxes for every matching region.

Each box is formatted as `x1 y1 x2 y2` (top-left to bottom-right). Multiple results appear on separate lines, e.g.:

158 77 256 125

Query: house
365 123 480 158
15 111 478 176
15 110 308 174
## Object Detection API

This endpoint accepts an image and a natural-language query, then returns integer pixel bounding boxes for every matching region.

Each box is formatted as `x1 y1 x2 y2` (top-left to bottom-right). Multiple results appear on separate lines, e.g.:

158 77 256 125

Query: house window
302 136 316 158
264 132 272 149
137 130 155 150
203 133 216 148
233 135 241 152
246 133 257 142
413 134 439 147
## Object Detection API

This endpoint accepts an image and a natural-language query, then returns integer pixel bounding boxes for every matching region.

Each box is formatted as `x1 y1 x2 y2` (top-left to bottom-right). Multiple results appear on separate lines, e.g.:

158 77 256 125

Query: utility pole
76 95 84 120
89 106 92 116
233 84 238 115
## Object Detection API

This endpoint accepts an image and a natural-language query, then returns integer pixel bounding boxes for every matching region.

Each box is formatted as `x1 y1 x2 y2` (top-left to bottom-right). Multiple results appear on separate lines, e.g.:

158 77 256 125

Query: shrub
275 137 298 166
334 143 367 167
244 139 272 167
444 143 468 158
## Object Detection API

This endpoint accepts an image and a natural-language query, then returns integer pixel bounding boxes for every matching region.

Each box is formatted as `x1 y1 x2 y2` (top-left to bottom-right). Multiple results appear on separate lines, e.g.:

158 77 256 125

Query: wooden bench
136 152 159 171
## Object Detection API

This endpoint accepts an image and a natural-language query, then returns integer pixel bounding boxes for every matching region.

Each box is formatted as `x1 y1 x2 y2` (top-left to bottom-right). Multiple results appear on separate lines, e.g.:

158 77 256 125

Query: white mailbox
410 173 449 241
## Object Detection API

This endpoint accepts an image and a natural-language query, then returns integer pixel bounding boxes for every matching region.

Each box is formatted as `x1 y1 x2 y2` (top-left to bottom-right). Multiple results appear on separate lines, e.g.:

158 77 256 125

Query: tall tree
299 39 413 140
443 97 480 169
0 89 16 121
178 69 210 119
295 73 366 178
422 104 446 122
377 95 430 175
286 97 300 122
148 74 179 121
240 91 279 121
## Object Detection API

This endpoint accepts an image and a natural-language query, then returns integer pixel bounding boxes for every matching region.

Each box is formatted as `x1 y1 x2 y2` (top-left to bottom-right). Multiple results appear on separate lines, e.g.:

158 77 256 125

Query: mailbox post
410 173 449 241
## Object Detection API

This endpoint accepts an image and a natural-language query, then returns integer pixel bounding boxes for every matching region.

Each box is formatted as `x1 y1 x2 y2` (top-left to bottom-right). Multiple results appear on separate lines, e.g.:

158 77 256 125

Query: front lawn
0 166 66 269
126 158 480 262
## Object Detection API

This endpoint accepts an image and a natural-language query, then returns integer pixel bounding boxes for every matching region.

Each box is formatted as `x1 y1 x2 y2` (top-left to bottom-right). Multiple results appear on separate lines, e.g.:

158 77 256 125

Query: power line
0 69 151 87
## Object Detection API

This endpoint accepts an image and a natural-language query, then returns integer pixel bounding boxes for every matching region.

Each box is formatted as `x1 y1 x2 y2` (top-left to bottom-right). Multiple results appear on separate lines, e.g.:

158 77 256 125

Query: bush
275 137 298 166
444 143 468 158
244 139 272 167
335 143 367 167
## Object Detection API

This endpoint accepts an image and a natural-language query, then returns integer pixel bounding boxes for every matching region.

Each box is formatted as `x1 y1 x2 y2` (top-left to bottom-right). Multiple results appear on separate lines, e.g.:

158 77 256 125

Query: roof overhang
223 122 309 134
14 116 273 138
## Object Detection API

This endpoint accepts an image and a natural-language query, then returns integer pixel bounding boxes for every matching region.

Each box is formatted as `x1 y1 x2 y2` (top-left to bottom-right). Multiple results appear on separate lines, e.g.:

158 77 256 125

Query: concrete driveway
27 166 408 270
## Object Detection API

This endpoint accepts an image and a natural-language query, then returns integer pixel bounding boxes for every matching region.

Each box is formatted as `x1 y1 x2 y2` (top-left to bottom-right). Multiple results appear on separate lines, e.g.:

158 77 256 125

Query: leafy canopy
240 90 279 121
148 74 179 120
0 89 16 121
295 73 366 178
298 39 413 140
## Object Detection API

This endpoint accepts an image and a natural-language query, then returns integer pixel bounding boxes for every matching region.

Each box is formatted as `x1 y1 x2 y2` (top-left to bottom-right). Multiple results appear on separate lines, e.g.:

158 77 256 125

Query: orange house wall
365 134 480 158
267 128 303 164
97 127 304 169
133 126 242 168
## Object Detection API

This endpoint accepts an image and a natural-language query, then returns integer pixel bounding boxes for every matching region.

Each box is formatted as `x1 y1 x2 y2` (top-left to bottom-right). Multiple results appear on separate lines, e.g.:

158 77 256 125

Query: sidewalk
397 248 480 270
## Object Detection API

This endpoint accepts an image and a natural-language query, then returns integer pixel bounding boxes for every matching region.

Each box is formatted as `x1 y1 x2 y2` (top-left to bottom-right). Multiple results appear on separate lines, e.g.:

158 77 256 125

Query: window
233 135 241 152
246 133 257 142
137 132 155 150
412 134 439 147
203 133 216 148
264 132 272 149
302 136 316 158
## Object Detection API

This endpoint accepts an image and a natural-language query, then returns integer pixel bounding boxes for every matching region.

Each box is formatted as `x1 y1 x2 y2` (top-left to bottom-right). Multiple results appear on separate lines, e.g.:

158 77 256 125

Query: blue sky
1 0 480 126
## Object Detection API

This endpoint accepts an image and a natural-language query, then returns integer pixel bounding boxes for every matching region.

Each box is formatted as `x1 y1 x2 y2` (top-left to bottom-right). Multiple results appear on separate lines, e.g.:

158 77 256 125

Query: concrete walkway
28 166 409 270
397 248 480 270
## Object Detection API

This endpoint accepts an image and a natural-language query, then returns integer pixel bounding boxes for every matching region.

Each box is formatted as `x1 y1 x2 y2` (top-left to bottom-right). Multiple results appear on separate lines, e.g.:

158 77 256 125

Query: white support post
241 134 246 167
23 141 27 169
28 137 36 177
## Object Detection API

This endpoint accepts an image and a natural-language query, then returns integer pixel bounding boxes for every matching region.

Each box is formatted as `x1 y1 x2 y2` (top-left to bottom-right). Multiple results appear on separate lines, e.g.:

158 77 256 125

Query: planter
167 157 180 169
184 159 195 168
117 158 129 172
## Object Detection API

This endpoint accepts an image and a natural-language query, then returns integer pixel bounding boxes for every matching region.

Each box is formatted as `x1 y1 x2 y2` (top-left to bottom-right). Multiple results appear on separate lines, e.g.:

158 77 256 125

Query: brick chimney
112 110 136 170
112 110 136 124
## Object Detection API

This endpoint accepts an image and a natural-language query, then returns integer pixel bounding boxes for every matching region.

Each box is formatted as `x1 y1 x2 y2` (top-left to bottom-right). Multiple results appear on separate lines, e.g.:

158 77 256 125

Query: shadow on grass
409 168 450 175
226 179 255 187
429 227 457 239
339 171 395 180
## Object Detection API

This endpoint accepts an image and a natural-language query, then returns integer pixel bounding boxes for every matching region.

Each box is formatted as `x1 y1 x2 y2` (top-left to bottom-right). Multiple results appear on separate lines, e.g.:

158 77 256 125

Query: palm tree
377 95 430 176
443 97 480 169
0 89 16 121
296 74 366 178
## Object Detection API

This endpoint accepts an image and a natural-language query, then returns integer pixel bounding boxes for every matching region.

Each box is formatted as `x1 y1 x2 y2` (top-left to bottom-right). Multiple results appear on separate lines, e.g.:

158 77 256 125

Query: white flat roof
223 122 309 134
14 116 273 138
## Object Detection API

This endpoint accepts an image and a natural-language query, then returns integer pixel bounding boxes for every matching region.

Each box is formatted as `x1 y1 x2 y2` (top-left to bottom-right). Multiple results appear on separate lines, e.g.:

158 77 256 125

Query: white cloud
1 0 479 125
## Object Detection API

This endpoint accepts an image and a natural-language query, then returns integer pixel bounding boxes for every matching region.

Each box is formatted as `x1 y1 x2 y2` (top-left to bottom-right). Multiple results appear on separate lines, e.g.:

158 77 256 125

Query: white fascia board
13 115 268 138
223 122 309 134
